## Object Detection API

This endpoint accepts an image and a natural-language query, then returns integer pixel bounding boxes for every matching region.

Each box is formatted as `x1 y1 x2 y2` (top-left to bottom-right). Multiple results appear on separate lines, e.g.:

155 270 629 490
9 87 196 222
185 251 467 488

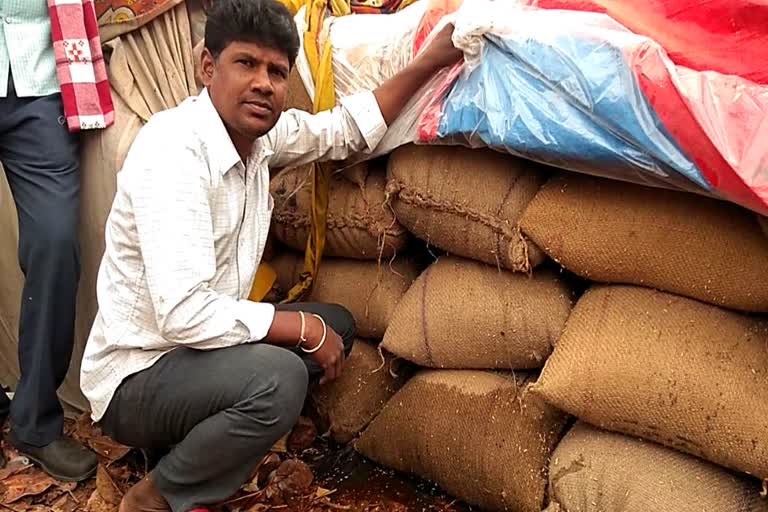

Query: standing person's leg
0 76 96 479
274 303 356 379
101 343 309 512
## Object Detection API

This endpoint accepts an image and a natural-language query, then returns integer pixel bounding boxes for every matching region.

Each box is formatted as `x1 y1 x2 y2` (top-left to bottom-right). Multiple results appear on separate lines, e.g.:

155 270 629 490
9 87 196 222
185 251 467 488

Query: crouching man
79 0 461 511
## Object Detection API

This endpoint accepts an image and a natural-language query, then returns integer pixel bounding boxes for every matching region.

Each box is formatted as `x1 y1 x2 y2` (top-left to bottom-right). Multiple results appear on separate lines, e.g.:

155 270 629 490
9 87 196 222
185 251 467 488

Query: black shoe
7 431 97 482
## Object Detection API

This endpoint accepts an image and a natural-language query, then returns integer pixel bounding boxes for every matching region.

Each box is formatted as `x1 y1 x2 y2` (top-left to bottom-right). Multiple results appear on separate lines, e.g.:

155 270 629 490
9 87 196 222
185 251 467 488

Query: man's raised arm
266 23 462 169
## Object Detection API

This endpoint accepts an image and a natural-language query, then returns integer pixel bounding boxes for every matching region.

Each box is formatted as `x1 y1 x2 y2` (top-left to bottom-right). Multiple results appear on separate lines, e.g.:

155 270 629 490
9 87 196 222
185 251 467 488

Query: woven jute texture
356 370 568 512
312 339 408 444
269 251 418 339
381 256 572 369
286 68 313 112
545 422 768 512
532 285 768 479
271 166 407 260
386 144 546 272
520 173 768 312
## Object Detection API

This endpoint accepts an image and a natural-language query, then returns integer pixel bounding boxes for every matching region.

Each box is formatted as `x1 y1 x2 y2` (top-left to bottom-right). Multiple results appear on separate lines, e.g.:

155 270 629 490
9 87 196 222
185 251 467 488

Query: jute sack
544 422 768 512
381 256 572 369
355 370 568 512
532 285 768 479
520 173 768 312
286 67 314 112
386 144 547 273
312 339 409 444
269 251 418 339
271 166 408 260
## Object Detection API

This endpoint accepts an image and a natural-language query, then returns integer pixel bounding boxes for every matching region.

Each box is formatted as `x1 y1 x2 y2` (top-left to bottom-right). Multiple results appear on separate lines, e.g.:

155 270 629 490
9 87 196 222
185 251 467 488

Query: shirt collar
195 88 274 176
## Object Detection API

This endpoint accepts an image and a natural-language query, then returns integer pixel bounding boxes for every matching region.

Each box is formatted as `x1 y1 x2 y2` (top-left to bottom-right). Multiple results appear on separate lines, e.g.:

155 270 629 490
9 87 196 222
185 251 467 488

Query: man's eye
270 68 288 79
237 59 254 67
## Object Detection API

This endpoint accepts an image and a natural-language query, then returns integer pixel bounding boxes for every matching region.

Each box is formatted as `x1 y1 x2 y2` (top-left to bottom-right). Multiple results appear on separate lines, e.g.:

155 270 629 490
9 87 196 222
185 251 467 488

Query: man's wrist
410 52 444 76
301 314 324 350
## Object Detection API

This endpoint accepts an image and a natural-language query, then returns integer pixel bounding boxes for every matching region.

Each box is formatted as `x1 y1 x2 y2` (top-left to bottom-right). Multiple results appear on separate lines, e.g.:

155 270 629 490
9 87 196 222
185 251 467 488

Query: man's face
201 41 290 143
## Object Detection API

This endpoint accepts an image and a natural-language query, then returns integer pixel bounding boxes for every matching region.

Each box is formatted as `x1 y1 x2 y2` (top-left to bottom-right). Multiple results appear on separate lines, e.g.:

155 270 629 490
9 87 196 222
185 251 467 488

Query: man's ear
200 48 216 87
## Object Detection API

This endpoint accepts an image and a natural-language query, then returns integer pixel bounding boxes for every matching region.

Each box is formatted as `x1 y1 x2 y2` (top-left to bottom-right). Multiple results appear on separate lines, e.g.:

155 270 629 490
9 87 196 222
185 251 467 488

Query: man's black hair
204 0 301 66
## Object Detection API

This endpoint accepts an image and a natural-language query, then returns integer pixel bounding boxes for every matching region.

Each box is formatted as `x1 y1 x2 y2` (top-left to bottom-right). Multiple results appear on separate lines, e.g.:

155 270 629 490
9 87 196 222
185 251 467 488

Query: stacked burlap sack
264 72 419 444
519 172 768 512
272 141 576 511
283 140 768 511
352 144 575 512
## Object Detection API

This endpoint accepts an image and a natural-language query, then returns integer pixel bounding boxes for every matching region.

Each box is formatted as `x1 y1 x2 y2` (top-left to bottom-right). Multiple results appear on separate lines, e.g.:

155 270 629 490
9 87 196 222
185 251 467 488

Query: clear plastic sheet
293 0 457 161
421 0 768 214
293 0 768 214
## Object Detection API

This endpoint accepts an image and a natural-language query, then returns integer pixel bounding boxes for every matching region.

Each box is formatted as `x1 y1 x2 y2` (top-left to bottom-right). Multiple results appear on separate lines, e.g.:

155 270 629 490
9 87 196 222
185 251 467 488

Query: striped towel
48 0 114 132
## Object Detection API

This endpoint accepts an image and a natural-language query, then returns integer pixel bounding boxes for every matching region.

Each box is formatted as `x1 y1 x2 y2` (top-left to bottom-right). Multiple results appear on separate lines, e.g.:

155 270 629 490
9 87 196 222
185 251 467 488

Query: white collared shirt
80 88 387 421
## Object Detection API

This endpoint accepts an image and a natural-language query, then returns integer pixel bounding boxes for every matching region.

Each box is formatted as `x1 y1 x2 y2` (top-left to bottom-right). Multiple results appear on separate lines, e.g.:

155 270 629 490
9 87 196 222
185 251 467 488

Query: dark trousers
0 76 80 446
101 303 355 512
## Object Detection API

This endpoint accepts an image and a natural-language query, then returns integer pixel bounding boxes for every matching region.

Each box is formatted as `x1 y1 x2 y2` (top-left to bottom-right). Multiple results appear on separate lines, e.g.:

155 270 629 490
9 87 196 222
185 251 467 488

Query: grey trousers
100 303 355 512
0 75 80 446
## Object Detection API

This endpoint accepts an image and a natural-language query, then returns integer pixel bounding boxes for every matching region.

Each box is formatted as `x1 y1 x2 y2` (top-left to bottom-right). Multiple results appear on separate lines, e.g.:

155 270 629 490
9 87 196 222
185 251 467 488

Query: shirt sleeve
127 130 275 351
265 91 388 169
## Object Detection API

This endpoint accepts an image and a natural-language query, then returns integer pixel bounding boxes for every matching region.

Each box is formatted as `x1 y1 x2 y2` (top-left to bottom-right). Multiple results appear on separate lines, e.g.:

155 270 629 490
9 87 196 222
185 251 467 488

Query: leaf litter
0 414 468 512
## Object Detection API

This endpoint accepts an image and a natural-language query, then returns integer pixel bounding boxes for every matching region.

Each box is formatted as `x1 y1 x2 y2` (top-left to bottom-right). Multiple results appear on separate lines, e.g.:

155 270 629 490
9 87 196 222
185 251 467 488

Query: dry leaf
0 461 32 481
1 471 58 503
288 417 317 452
95 465 122 505
69 481 93 507
70 414 130 463
315 487 336 499
86 487 118 512
70 414 96 441
50 494 78 512
41 481 77 507
104 464 132 483
87 437 131 463
271 434 288 454
58 481 77 492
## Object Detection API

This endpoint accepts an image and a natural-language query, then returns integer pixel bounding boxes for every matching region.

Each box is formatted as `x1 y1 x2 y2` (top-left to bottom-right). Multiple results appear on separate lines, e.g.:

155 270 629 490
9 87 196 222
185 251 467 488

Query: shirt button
4 17 11 24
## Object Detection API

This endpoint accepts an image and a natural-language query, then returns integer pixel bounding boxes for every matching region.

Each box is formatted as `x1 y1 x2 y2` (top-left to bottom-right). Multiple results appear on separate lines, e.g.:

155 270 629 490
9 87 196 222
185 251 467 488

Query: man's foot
119 475 170 512
7 430 97 482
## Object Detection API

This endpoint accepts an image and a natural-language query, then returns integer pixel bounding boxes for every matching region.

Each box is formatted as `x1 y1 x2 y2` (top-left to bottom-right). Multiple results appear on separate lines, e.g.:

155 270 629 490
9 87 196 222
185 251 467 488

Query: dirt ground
0 415 470 512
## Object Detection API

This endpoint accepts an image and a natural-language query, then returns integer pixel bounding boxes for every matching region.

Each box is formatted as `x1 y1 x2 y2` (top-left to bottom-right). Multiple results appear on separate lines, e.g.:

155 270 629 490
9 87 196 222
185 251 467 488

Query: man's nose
250 66 274 95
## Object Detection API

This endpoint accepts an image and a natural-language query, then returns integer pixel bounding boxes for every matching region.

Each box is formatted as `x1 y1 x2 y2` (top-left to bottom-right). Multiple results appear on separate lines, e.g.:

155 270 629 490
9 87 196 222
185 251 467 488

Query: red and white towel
48 0 114 132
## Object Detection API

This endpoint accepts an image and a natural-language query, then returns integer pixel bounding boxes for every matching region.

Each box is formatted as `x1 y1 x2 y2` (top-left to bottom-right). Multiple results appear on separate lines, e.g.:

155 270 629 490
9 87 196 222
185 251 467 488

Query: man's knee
19 215 79 270
241 346 309 431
